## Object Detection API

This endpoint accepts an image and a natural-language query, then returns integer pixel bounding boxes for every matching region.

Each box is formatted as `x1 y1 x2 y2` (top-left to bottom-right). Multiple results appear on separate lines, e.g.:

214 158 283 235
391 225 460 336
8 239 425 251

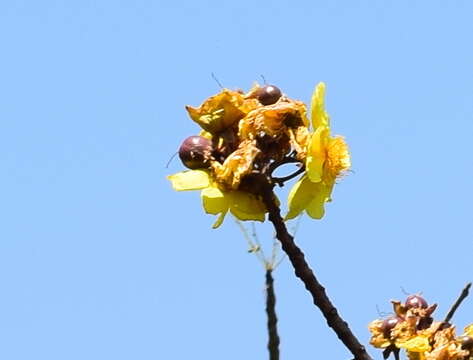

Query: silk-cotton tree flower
286 83 351 220
167 82 350 227
368 293 473 360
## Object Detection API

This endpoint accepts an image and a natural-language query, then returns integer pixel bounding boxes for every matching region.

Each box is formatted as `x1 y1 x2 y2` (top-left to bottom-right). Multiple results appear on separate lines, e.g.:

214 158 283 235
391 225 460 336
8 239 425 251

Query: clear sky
1 1 472 359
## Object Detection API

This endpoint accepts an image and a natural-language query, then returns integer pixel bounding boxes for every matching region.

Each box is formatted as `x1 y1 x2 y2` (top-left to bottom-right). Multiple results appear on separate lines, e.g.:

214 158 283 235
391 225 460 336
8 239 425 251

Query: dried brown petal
239 100 308 140
392 300 408 317
368 319 392 348
212 139 261 190
426 343 469 360
186 90 258 133
288 126 310 161
392 316 418 342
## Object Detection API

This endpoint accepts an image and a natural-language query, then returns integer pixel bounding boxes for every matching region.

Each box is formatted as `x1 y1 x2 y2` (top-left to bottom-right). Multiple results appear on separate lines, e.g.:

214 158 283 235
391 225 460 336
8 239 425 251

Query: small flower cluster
369 294 473 360
168 83 350 228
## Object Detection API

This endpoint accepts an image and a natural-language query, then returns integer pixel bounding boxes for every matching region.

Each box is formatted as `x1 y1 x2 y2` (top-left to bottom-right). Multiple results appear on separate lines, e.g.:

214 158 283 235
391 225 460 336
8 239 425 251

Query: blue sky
1 1 472 359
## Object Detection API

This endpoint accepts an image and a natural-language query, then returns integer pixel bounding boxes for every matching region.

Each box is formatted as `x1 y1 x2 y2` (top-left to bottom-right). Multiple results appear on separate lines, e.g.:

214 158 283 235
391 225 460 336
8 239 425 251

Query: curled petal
290 125 310 160
368 319 391 348
213 139 260 189
186 90 248 133
239 100 308 140
211 212 227 229
167 170 210 191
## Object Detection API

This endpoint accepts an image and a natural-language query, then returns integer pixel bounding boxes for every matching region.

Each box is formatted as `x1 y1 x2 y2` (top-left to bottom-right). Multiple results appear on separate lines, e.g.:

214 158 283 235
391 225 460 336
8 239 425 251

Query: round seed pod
178 135 213 169
405 295 428 309
257 85 282 105
382 316 403 338
460 336 473 350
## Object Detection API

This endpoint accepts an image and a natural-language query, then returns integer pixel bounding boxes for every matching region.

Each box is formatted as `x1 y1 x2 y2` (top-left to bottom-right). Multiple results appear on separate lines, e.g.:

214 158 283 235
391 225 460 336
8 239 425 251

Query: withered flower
369 295 472 360
168 82 350 227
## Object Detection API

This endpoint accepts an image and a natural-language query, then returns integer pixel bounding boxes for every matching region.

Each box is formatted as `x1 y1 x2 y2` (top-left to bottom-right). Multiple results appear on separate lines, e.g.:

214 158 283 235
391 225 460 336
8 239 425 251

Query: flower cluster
369 294 473 360
167 82 350 228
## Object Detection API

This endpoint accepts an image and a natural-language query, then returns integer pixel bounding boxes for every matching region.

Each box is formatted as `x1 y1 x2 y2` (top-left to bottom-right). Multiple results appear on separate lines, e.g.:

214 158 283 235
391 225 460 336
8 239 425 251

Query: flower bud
178 136 213 169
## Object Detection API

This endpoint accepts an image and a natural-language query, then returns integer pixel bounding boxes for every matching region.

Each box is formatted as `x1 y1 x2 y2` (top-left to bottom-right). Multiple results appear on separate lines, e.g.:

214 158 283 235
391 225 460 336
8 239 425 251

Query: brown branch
443 282 472 324
260 183 373 360
265 268 280 360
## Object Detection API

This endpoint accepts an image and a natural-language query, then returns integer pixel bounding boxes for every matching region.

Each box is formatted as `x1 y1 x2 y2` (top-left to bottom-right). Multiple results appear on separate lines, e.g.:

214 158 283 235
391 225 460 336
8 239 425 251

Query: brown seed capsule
178 135 213 169
460 336 473 350
382 317 403 338
257 85 282 105
405 295 428 309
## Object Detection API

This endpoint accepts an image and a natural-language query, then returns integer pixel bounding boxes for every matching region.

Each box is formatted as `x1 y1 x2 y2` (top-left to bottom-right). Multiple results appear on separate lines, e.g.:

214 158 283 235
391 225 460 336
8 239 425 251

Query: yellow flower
286 82 351 220
167 169 267 228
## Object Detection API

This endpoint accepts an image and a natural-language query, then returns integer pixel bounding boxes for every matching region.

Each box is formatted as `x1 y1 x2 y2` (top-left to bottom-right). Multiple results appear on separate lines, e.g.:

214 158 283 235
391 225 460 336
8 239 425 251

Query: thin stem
251 222 267 261
235 220 265 264
443 282 472 323
266 268 280 360
268 156 301 175
272 166 305 186
270 237 279 268
260 183 372 360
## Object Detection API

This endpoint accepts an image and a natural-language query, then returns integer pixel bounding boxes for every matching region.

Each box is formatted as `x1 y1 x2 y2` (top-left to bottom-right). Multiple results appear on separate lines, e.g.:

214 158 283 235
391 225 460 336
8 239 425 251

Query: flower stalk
443 282 472 324
260 181 373 360
265 268 280 360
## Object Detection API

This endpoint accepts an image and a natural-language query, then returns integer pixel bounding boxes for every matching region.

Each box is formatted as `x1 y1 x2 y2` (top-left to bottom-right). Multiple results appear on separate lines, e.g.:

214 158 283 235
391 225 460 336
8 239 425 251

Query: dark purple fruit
460 336 473 350
178 135 212 169
382 317 402 338
405 295 428 309
257 85 282 105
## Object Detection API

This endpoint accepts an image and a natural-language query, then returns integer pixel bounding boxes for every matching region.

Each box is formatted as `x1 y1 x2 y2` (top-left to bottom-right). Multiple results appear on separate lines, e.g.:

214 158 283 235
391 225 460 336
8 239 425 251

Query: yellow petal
310 82 330 130
212 212 227 229
229 191 266 222
201 186 230 229
306 126 329 183
305 182 331 219
167 170 210 191
199 130 213 139
201 186 229 215
464 324 473 336
396 336 431 352
286 175 317 220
